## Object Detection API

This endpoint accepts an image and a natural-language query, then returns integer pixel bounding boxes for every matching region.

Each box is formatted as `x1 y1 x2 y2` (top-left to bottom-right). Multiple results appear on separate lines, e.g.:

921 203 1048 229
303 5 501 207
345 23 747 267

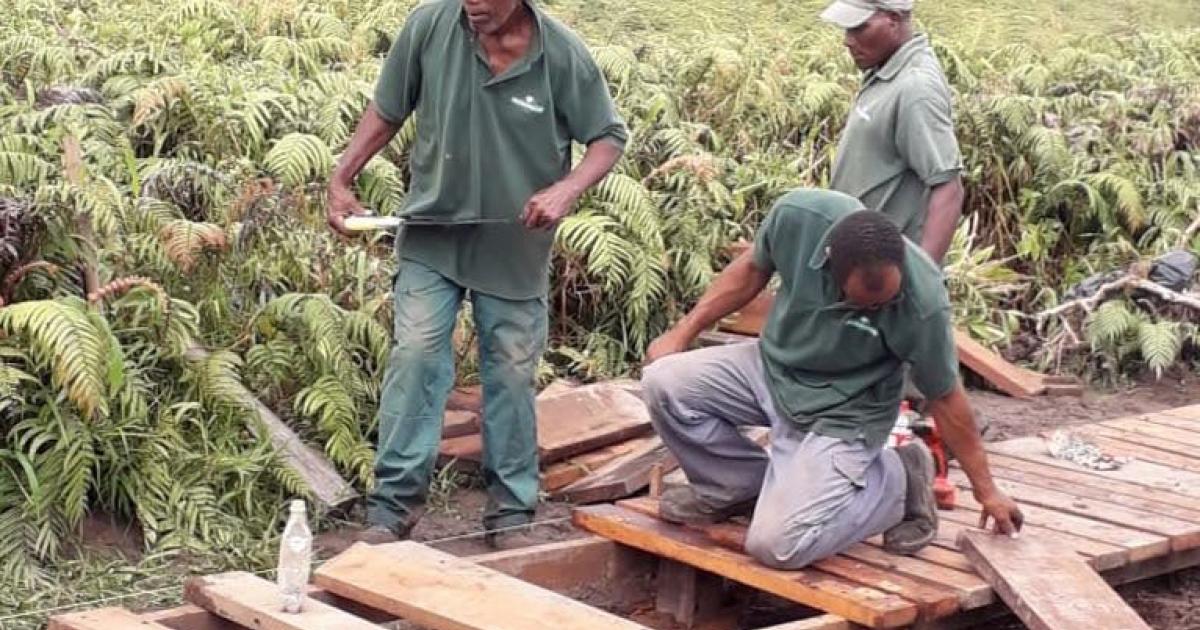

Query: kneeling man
641 188 1022 569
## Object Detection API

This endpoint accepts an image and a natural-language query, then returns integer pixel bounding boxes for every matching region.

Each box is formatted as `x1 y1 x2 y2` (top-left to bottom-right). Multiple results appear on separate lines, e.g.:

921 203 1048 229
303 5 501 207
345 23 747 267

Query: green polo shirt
371 0 627 300
751 188 960 448
829 34 962 243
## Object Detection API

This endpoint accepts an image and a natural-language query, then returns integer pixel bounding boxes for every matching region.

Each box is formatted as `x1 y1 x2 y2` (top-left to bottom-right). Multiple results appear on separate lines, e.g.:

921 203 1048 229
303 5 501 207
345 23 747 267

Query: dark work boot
659 485 756 526
883 440 938 555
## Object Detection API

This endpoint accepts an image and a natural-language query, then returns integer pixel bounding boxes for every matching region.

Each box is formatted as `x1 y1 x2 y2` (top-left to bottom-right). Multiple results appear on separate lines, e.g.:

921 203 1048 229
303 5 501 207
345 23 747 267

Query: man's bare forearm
331 104 403 188
670 250 772 343
559 139 623 197
920 177 964 265
925 385 997 498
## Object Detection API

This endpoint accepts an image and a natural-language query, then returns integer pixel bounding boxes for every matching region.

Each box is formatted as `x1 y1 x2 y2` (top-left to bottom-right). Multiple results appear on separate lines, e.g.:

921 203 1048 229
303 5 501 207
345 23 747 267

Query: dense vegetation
0 0 1197 624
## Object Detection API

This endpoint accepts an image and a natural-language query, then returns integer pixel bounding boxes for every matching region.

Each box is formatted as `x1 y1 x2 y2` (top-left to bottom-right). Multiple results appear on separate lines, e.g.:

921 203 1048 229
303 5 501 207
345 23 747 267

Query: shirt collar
865 33 928 84
459 0 546 83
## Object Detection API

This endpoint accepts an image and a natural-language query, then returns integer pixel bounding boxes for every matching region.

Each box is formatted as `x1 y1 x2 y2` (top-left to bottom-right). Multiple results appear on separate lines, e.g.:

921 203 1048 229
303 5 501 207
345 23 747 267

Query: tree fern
1137 320 1182 379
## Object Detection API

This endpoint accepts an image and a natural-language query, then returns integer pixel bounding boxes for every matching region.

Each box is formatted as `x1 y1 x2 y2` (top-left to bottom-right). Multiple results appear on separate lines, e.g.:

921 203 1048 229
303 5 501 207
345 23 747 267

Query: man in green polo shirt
325 0 626 548
821 0 964 266
641 189 1021 568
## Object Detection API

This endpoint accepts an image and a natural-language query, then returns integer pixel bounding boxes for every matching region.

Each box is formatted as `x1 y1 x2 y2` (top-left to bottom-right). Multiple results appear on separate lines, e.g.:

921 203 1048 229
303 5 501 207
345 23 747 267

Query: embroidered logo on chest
511 94 545 114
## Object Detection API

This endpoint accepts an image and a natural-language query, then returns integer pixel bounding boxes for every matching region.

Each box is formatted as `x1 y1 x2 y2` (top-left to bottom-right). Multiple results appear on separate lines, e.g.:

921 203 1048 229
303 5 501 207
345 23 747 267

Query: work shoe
884 440 938 555
659 485 755 526
353 522 412 545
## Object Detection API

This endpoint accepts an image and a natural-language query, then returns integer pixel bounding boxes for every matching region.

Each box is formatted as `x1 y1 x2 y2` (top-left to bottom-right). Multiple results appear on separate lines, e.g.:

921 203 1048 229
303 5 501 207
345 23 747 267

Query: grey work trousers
641 341 906 569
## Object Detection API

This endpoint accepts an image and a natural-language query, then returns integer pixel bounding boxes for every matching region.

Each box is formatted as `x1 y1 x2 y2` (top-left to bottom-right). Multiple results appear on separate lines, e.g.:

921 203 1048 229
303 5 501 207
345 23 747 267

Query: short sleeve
903 308 960 400
557 54 628 149
751 207 777 274
371 7 430 125
894 88 962 187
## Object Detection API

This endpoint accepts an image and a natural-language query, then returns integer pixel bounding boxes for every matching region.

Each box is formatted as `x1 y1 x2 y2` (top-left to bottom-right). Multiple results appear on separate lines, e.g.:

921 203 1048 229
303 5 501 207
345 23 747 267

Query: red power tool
910 415 956 510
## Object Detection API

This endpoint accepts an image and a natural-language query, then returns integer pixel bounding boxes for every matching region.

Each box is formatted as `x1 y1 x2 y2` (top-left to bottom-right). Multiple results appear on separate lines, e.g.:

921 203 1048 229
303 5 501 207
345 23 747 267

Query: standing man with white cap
821 0 965 411
820 0 964 267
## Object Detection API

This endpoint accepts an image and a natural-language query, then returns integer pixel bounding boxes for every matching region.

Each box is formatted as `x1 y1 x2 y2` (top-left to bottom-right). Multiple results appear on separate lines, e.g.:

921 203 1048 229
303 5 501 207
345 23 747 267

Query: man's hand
326 181 367 237
644 329 691 366
976 488 1024 536
522 181 582 230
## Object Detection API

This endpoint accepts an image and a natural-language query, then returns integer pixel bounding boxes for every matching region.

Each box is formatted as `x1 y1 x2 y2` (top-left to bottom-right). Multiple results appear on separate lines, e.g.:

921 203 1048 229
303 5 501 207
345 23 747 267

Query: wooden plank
837 543 994 609
183 346 357 511
951 329 1046 398
948 468 1200 550
534 384 653 464
573 504 919 628
1101 416 1200 449
554 437 678 504
443 409 480 439
986 436 1200 498
1070 423 1200 460
540 437 654 492
951 490 1169 562
936 507 1127 571
446 385 482 412
314 540 647 630
758 614 857 629
183 571 379 629
981 456 1200 521
49 607 173 630
863 535 977 574
1159 405 1200 421
616 497 969 615
1140 411 1200 429
439 433 483 465
958 529 1152 630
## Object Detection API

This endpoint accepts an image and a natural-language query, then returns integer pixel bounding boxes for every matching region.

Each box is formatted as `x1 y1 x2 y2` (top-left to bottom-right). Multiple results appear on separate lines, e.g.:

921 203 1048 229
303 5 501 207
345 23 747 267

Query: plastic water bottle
277 499 312 613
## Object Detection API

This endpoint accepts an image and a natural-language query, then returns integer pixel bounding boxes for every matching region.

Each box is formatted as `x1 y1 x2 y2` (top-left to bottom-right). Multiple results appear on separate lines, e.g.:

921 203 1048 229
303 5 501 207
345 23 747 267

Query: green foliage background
0 0 1198 624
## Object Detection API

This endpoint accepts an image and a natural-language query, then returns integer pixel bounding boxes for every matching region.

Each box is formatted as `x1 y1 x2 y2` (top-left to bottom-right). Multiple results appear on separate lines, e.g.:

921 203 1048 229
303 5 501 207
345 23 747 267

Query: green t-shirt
751 188 960 447
829 34 962 243
372 0 628 299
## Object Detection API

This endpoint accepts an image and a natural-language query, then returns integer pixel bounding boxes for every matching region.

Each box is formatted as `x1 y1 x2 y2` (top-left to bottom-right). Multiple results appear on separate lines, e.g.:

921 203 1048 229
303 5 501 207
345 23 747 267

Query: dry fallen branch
1037 272 1200 325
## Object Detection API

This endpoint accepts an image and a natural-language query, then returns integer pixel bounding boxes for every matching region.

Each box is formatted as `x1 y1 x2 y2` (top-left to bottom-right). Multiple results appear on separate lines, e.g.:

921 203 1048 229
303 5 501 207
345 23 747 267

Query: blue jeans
367 260 547 533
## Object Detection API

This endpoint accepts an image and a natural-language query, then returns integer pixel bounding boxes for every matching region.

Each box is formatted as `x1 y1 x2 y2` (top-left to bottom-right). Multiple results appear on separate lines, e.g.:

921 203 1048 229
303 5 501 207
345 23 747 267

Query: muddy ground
312 369 1200 629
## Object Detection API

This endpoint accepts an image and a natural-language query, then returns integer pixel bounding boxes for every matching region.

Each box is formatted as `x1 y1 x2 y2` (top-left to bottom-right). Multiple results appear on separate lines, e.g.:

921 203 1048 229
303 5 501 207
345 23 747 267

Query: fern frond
264 133 333 188
1137 320 1182 378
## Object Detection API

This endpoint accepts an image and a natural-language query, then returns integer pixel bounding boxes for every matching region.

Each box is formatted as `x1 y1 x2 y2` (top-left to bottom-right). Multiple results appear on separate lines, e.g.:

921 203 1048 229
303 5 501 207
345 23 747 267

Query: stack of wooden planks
438 379 683 504
573 404 1200 629
49 539 653 630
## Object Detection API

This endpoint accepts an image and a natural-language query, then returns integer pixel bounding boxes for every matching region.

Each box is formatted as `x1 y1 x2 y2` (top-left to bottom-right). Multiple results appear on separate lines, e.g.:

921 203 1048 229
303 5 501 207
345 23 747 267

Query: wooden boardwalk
574 404 1200 628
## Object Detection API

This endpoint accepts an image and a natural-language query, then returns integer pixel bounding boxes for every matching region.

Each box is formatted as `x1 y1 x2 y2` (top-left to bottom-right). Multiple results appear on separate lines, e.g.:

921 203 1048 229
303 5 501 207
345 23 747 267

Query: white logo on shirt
855 105 872 121
511 94 545 114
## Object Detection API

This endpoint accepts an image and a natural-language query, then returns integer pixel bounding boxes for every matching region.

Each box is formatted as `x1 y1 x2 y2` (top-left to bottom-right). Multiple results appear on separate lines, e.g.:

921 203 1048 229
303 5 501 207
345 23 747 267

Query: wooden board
935 506 1128 571
981 456 1200 519
184 346 357 511
184 571 379 630
1100 416 1200 449
49 607 173 630
442 410 480 439
446 385 482 412
313 541 647 630
947 468 1200 551
617 497 983 611
952 490 1169 562
441 384 653 466
573 504 919 628
958 529 1152 630
951 330 1047 398
540 437 655 492
757 616 857 630
535 384 653 463
985 436 1200 499
1159 405 1200 421
554 437 678 504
